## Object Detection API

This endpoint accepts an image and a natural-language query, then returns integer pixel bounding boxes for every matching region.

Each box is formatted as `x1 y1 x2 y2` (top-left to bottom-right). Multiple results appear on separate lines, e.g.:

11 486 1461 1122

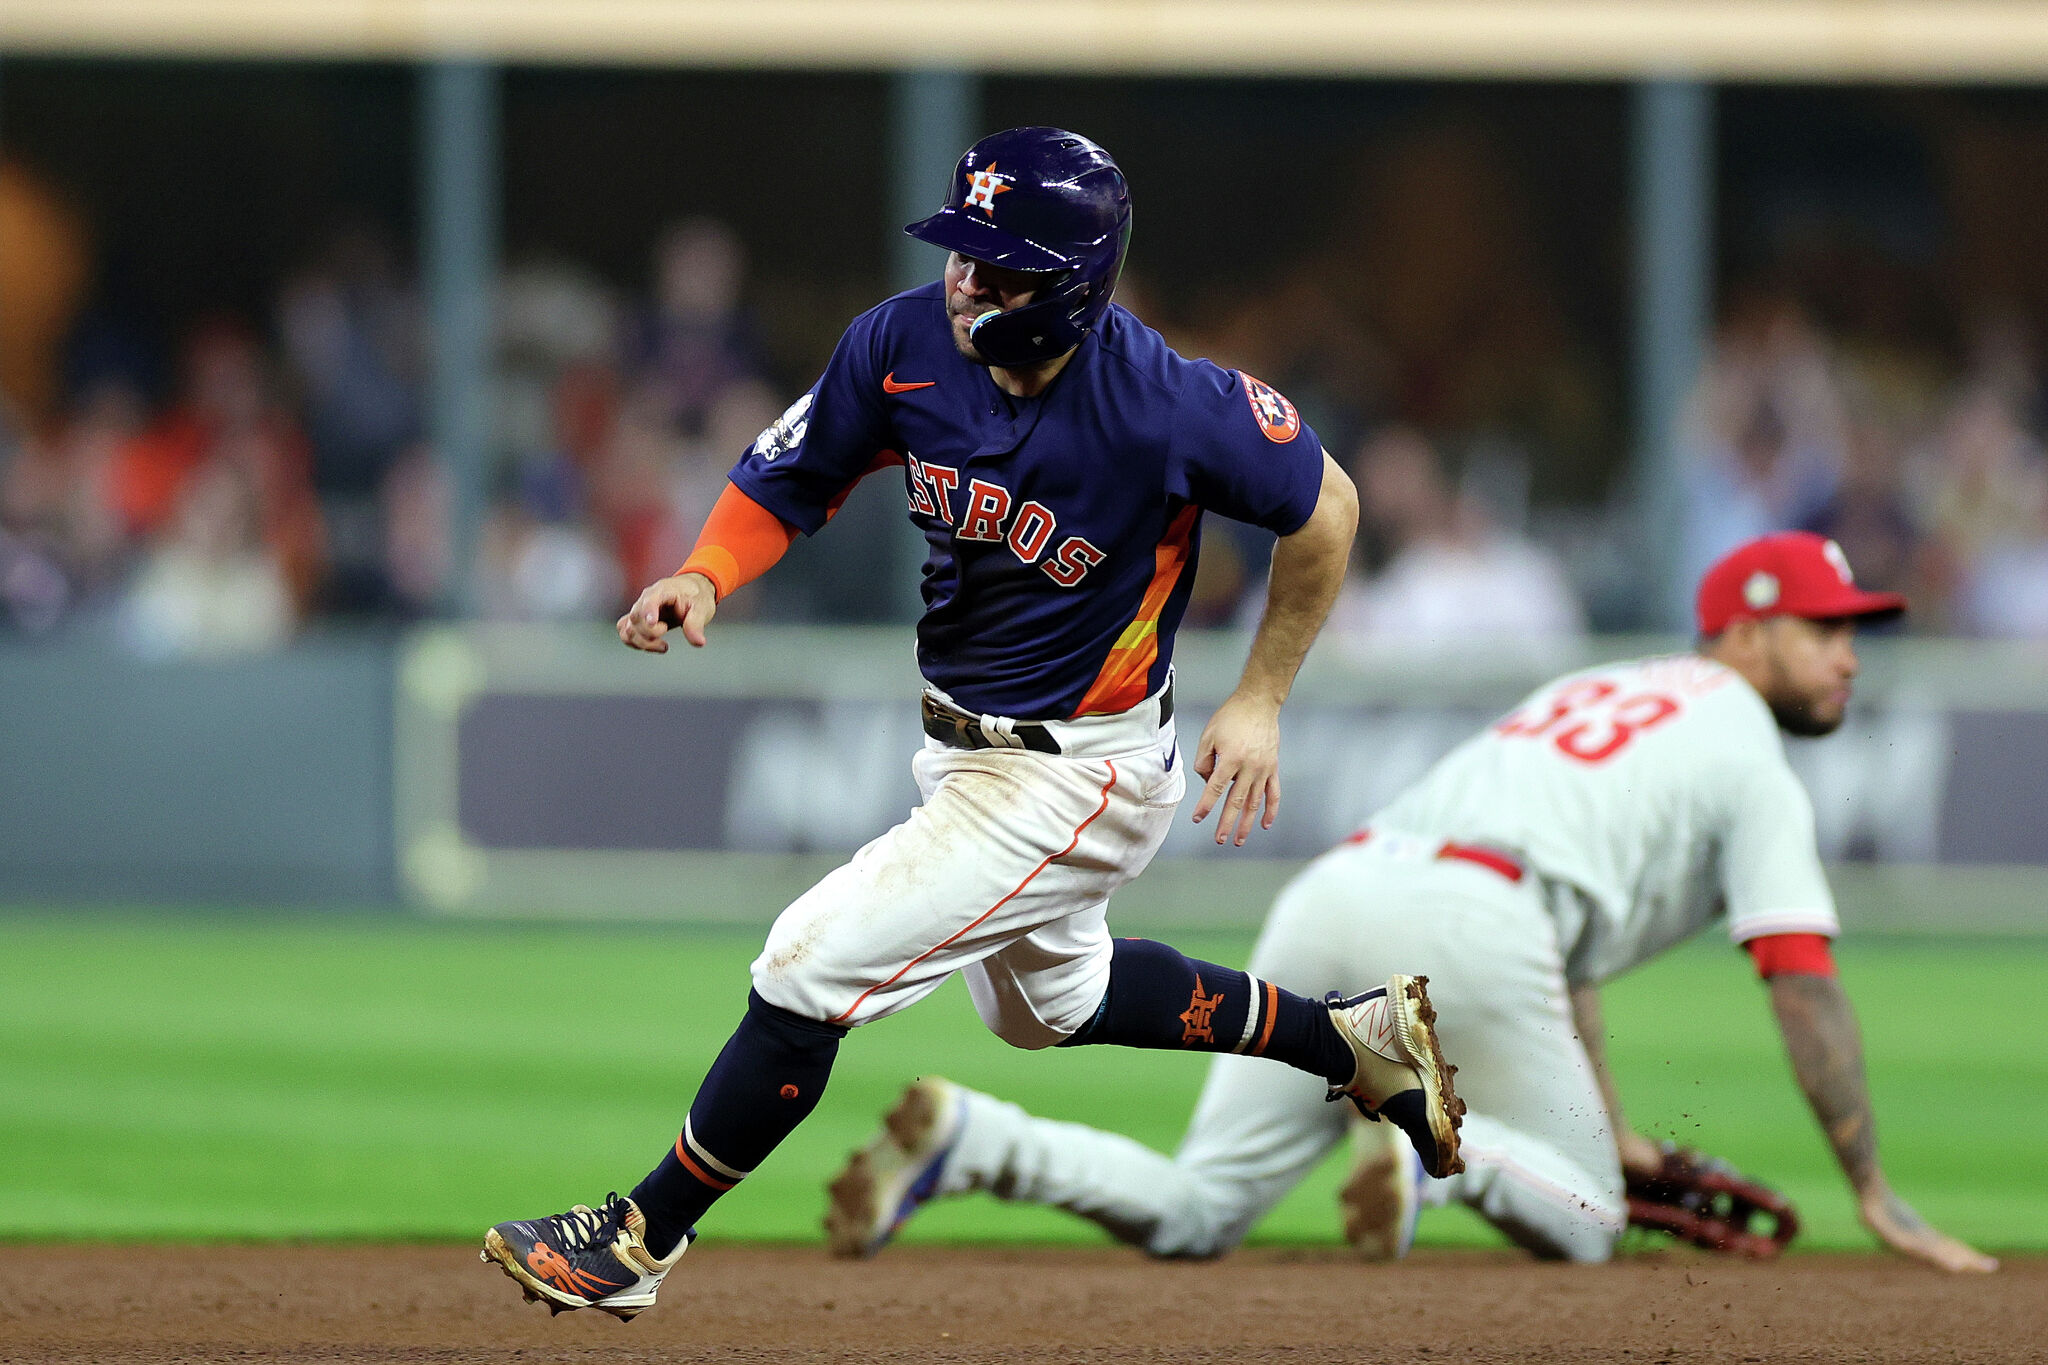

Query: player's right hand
619 573 717 653
1859 1185 1998 1273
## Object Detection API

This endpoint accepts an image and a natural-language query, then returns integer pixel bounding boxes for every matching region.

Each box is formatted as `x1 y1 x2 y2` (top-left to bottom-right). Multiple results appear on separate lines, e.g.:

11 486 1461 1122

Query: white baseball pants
750 688 1182 1048
934 839 1628 1260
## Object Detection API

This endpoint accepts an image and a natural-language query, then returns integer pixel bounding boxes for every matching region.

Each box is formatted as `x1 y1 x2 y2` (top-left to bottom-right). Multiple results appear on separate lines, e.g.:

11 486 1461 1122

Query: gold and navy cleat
480 1193 689 1321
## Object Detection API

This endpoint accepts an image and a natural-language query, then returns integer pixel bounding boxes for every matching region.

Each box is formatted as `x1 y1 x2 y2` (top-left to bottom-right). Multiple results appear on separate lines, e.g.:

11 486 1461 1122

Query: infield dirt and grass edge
0 913 2040 1253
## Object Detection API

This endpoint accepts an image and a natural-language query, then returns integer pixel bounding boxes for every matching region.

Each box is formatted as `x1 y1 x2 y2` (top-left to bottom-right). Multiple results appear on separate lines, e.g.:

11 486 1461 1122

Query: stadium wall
4 626 2045 932
0 637 397 904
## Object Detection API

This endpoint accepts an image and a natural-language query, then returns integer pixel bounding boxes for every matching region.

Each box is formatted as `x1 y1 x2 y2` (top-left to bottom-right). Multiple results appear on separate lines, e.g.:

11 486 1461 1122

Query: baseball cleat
1340 1117 1426 1261
479 1192 689 1321
824 1076 964 1258
1325 974 1466 1178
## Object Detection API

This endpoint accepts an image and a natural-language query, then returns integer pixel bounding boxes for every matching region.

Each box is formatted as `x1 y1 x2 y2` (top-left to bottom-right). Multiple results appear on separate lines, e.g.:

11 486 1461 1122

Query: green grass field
2 913 2043 1253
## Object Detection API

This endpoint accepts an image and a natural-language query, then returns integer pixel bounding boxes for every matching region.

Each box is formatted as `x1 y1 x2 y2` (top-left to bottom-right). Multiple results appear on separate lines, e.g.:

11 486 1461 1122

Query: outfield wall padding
0 636 395 903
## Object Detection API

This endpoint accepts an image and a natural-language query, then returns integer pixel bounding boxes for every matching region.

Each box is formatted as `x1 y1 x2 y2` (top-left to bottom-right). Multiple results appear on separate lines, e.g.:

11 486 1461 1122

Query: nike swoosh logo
883 373 937 394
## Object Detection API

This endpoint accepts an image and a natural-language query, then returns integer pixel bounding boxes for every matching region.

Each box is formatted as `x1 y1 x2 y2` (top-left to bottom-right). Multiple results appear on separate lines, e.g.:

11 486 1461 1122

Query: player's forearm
1570 986 1630 1133
1768 972 1880 1192
1233 456 1356 705
677 482 798 599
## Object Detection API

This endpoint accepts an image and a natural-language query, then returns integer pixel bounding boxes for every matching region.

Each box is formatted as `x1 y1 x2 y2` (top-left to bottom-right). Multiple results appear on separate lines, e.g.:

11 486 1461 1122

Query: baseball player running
480 127 1465 1320
826 531 1997 1275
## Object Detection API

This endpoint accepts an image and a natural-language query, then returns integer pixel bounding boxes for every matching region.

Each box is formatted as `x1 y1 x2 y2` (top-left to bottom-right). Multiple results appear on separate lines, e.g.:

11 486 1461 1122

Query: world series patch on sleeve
1625 1143 1800 1259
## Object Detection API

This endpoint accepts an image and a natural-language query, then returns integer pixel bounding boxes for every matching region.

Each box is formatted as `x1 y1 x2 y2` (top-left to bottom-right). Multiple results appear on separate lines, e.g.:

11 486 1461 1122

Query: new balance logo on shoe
480 1194 690 1321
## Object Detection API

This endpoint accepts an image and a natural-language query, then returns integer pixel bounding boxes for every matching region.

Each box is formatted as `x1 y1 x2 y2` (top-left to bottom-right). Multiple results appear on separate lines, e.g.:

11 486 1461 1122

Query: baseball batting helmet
904 126 1131 367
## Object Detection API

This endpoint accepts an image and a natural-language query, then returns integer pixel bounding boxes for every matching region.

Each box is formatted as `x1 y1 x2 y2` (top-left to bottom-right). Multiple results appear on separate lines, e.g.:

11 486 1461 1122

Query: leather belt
921 694 1063 754
1340 828 1524 883
920 682 1174 756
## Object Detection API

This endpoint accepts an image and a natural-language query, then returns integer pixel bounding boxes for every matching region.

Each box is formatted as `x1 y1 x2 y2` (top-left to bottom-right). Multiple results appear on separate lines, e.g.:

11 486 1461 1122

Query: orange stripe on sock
828 762 1122 1026
673 1134 737 1192
1251 981 1279 1056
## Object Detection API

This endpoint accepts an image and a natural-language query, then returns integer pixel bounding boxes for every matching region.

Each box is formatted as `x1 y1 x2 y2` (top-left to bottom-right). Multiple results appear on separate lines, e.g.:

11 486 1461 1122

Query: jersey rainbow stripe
1071 504 1200 717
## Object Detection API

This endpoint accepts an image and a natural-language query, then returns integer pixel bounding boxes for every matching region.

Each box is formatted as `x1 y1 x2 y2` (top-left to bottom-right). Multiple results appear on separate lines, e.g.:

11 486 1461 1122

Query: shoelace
544 1195 624 1251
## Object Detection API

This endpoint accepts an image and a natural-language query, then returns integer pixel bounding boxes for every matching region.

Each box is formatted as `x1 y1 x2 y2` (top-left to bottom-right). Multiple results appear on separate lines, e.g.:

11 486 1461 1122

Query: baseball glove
1624 1142 1799 1258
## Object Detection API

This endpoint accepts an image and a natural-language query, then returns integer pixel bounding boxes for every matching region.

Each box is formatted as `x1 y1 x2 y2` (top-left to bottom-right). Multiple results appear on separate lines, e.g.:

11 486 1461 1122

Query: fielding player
828 531 1998 1275
479 127 1466 1320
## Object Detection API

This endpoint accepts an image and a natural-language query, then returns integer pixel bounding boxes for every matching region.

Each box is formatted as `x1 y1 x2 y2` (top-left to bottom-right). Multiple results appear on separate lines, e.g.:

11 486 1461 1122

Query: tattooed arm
1768 972 1997 1273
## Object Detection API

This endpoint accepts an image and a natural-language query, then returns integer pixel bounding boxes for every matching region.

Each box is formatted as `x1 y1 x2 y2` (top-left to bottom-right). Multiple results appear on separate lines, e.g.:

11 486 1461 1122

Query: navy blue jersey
728 285 1325 719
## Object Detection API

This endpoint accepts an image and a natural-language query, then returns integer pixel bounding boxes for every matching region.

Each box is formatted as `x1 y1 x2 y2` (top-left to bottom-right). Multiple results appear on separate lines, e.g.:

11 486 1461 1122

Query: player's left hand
1191 691 1282 847
1859 1183 1999 1273
1618 1129 1667 1180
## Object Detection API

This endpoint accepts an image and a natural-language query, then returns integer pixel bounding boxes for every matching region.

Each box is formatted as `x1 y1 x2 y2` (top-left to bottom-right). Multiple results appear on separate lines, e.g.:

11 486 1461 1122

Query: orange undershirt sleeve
677 483 798 600
677 454 906 600
1743 932 1837 980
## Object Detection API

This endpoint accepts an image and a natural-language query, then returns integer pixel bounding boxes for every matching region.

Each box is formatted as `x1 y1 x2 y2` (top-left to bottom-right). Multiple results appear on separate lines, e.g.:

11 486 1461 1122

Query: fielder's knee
1507 1189 1625 1264
1137 1173 1253 1260
1561 1191 1627 1264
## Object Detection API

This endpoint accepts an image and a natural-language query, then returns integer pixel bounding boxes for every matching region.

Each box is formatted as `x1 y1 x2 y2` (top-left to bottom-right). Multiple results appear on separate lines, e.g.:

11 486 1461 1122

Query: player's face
1756 616 1860 737
944 253 1041 361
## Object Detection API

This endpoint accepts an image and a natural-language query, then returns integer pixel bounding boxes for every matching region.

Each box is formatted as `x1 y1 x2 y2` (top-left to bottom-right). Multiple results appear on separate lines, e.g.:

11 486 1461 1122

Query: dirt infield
0 1244 2039 1364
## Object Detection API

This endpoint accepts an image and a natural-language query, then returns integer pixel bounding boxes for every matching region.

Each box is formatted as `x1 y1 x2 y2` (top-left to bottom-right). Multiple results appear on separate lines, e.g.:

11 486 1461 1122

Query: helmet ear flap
968 297 1083 369
966 267 1101 367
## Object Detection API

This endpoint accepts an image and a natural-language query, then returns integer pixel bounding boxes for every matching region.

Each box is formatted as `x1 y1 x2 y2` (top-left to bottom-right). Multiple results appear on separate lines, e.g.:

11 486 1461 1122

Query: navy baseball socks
630 990 847 1257
482 990 845 1316
1061 939 1464 1176
1058 938 1354 1074
484 955 1460 1316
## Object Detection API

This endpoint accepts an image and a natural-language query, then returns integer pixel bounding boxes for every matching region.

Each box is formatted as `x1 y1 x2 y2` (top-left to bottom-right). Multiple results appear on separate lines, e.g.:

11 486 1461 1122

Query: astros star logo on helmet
964 162 1013 216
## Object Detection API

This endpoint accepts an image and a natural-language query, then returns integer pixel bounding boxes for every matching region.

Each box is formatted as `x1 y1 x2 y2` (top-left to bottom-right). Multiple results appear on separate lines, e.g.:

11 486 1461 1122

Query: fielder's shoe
480 1192 689 1321
1340 1116 1427 1261
824 1076 964 1258
1325 974 1466 1178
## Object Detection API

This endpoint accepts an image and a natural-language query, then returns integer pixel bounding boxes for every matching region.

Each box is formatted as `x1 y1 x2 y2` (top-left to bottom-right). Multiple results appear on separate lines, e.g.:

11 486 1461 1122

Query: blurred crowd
1674 289 2048 638
0 167 799 653
7 148 2048 657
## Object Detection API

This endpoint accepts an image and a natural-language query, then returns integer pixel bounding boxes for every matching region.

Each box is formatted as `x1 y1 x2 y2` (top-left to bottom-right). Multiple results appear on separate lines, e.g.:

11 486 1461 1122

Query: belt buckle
924 693 984 750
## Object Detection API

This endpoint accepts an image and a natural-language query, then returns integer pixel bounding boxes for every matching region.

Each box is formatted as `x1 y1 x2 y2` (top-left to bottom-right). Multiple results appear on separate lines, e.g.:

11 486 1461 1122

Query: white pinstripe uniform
931 654 1840 1260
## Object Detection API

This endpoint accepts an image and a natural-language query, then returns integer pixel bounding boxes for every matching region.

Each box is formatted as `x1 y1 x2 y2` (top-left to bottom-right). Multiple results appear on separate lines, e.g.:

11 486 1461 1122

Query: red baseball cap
1695 532 1906 636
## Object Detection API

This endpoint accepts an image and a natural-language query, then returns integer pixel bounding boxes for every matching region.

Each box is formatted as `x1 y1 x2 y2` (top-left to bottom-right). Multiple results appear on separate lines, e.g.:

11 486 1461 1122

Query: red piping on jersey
1340 828 1524 883
1071 505 1201 717
827 761 1121 1026
1744 932 1836 980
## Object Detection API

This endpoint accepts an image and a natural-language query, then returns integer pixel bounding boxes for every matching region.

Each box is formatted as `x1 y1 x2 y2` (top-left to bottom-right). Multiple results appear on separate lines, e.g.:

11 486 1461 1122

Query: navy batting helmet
904 127 1131 368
